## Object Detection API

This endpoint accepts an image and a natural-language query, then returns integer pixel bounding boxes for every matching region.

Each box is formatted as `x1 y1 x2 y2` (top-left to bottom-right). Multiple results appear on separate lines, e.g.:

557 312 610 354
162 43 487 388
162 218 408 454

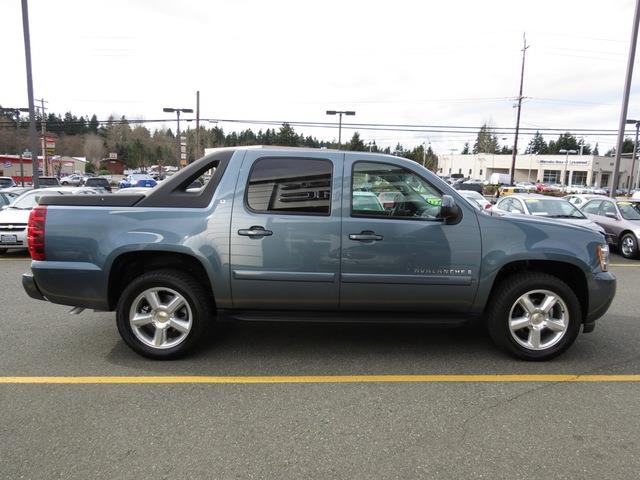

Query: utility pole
510 33 529 186
21 0 40 189
35 98 48 176
612 0 640 197
195 91 200 160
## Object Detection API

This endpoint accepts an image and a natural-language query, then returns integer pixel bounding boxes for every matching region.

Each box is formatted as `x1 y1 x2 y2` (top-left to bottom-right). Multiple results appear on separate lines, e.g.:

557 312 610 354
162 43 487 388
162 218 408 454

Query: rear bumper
22 273 46 301
584 271 616 327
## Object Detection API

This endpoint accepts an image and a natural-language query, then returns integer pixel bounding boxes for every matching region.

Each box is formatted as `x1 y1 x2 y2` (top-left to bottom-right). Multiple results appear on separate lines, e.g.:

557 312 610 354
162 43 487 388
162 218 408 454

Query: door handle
238 226 273 237
349 230 383 242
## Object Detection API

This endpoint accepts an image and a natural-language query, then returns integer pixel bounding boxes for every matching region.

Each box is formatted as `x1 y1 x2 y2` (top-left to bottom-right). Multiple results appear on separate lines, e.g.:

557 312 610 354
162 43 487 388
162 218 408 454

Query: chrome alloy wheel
508 289 569 351
621 236 635 257
128 287 193 349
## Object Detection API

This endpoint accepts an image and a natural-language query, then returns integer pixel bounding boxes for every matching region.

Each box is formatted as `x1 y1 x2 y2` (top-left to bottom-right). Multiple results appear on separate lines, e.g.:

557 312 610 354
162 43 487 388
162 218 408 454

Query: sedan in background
563 194 604 208
84 177 112 193
492 194 608 238
119 174 157 189
580 198 640 259
0 188 73 254
59 174 86 186
458 190 492 210
0 177 17 188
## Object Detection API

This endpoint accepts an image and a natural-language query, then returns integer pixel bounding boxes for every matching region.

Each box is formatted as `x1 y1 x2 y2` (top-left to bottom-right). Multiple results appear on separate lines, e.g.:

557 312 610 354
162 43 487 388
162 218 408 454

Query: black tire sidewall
487 273 582 361
116 270 212 359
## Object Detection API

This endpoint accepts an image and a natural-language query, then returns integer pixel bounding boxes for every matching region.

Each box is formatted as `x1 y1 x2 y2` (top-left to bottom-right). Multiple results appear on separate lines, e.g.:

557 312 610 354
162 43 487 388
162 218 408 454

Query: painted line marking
610 263 640 267
1 375 640 384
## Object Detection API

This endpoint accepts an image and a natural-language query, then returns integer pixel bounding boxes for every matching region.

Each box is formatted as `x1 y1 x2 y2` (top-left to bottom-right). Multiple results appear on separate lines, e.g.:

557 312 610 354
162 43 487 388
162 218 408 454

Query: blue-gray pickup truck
22 147 616 360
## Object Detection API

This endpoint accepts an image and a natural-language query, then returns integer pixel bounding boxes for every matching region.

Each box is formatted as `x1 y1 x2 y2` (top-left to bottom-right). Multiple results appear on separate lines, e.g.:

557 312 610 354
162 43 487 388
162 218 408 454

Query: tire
61 182 68 185
116 269 213 359
619 233 639 259
486 272 582 361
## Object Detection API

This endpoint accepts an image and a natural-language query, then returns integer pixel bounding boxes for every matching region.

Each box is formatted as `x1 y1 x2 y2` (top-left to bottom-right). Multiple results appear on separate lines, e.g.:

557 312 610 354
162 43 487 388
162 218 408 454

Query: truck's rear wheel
116 269 212 359
486 272 582 361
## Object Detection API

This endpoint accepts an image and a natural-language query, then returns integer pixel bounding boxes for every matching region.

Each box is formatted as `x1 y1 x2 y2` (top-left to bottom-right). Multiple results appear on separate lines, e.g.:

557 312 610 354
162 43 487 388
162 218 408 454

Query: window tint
582 200 602 214
618 202 640 220
246 157 332 215
351 161 442 220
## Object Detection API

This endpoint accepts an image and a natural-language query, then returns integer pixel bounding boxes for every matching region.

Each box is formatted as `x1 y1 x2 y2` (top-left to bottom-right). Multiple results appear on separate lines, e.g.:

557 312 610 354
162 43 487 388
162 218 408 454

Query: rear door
229 150 342 310
339 158 482 313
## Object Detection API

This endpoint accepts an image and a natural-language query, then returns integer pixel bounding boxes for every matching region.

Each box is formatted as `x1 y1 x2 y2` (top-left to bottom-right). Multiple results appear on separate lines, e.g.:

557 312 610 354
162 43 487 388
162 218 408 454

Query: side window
511 199 525 213
351 161 442 220
600 201 617 216
582 200 602 214
497 198 512 211
246 157 332 215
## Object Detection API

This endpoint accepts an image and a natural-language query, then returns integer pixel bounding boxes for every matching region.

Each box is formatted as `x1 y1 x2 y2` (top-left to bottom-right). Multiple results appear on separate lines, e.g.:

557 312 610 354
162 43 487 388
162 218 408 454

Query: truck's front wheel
487 273 582 361
116 269 212 359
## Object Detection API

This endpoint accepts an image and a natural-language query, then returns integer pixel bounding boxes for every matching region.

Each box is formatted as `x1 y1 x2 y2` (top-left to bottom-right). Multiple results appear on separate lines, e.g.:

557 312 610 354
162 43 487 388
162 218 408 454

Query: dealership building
437 153 637 188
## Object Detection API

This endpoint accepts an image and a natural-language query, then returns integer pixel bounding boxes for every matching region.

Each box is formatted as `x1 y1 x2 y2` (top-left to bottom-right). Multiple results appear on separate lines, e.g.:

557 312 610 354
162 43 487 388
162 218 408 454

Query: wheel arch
483 260 588 323
108 251 215 310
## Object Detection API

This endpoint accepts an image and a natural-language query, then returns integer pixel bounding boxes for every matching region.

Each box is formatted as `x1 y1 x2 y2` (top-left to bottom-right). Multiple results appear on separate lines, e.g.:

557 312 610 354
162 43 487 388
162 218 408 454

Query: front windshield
618 202 640 220
524 198 585 218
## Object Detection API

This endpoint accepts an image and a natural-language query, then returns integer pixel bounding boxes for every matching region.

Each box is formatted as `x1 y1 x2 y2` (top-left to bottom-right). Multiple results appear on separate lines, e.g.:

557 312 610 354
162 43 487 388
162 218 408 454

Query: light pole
559 149 578 188
626 119 640 192
421 140 432 167
1 107 29 185
163 107 193 167
326 110 355 147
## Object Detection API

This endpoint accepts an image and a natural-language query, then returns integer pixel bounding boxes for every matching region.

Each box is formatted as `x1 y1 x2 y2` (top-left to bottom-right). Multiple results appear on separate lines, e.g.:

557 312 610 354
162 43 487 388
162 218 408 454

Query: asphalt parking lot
1 251 639 479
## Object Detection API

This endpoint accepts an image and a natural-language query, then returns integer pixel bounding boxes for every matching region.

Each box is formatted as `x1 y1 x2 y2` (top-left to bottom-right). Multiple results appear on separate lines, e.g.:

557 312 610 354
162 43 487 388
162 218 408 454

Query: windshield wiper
550 214 583 219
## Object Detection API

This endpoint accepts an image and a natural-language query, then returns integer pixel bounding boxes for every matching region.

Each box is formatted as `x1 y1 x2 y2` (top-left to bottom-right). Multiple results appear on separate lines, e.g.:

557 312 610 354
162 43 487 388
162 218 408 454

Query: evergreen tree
346 132 366 151
526 131 548 154
593 143 599 155
473 123 498 154
461 142 470 154
89 114 99 133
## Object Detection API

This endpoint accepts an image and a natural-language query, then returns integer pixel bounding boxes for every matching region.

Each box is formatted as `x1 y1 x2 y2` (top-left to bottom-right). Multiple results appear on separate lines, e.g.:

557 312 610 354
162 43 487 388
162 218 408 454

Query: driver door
339 159 481 313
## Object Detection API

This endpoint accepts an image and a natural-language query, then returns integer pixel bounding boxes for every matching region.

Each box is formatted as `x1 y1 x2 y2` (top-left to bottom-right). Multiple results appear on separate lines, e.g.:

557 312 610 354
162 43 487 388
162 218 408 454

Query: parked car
0 188 73 254
454 182 484 194
580 198 640 258
563 194 603 208
515 182 537 192
492 194 608 238
119 174 157 189
23 147 615 361
84 177 112 193
458 190 492 210
59 174 85 186
38 176 61 187
0 176 17 188
352 191 384 212
0 191 20 208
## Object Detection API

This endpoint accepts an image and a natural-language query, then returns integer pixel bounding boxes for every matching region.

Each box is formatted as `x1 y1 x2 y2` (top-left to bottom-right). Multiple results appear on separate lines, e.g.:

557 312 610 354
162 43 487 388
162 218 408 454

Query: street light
1 107 29 185
559 148 578 187
163 107 193 167
326 110 355 147
626 119 640 192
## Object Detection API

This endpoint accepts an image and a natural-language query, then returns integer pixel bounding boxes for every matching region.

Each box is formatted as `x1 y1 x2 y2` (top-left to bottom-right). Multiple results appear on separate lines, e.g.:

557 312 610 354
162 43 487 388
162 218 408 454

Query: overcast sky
3 0 640 153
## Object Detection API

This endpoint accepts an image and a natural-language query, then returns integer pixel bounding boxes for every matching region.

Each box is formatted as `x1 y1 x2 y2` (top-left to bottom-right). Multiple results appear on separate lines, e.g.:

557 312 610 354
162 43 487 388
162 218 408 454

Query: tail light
27 206 47 260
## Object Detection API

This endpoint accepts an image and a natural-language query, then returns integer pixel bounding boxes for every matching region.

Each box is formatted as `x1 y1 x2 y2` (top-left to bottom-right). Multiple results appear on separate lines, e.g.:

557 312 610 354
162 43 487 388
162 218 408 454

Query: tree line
0 108 439 172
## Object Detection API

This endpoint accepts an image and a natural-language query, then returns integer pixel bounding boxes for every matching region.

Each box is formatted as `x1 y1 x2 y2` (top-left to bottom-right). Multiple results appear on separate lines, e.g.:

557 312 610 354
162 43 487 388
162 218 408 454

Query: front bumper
584 271 617 328
22 273 46 301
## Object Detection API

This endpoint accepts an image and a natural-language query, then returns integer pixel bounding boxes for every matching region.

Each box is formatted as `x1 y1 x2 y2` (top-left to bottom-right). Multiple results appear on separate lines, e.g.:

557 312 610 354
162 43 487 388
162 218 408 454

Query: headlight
596 243 609 272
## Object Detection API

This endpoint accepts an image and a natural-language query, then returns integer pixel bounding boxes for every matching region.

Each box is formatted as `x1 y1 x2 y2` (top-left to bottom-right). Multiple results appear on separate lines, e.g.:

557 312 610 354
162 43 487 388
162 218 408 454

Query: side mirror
440 195 460 221
605 212 619 220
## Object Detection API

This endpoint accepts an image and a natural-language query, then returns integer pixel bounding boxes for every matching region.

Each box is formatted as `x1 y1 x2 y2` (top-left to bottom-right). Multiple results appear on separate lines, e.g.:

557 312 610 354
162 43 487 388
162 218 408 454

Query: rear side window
582 200 602 214
246 157 332 215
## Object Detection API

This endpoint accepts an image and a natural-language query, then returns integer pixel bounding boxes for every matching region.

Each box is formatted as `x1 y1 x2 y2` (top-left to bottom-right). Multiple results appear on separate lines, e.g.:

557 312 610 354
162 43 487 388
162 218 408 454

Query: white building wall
437 154 633 187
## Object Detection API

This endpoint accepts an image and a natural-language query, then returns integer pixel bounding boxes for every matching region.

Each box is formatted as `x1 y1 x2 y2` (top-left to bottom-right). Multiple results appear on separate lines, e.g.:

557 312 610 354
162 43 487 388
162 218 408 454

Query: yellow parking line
0 374 639 384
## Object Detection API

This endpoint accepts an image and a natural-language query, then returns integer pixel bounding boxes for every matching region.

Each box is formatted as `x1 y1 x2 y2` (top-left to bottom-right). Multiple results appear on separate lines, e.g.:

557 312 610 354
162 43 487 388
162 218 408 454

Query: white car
492 194 608 238
458 190 492 210
59 174 86 186
0 188 73 254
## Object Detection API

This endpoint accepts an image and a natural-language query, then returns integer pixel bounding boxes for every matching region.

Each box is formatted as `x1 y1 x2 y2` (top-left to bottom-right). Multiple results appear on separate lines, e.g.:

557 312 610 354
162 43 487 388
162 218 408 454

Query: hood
493 211 604 238
0 207 31 224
